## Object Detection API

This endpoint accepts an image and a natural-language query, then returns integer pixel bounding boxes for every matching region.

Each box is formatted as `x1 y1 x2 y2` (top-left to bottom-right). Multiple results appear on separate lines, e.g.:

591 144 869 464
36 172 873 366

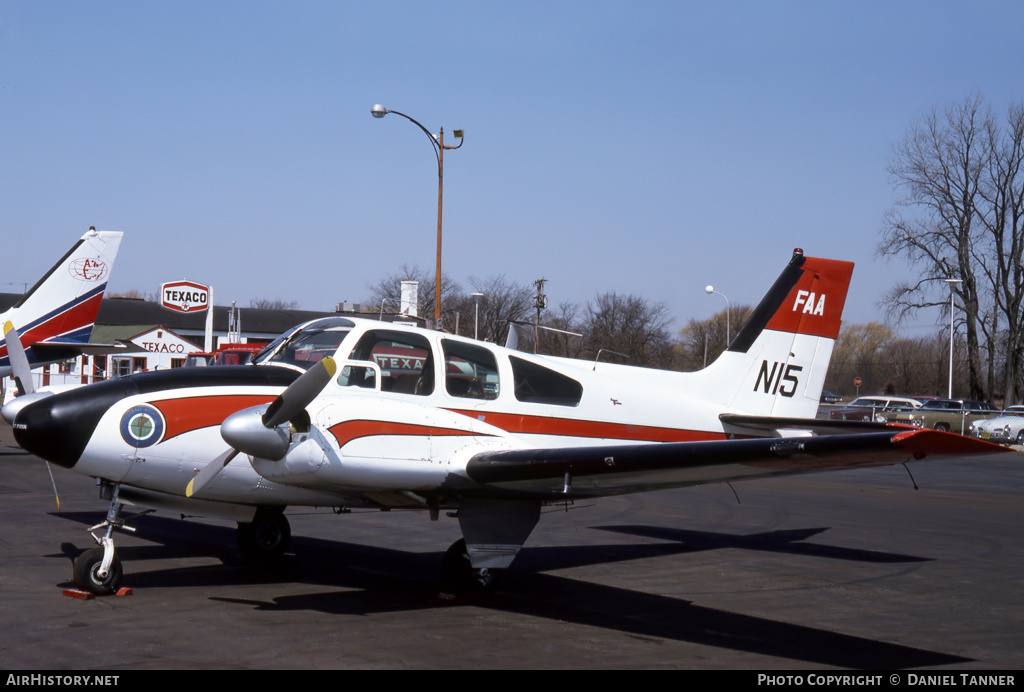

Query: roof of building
1 292 426 349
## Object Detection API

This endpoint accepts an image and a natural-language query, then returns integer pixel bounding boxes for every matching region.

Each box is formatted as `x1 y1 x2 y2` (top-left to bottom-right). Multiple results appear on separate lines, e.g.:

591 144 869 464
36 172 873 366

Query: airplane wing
462 429 1009 499
28 339 147 357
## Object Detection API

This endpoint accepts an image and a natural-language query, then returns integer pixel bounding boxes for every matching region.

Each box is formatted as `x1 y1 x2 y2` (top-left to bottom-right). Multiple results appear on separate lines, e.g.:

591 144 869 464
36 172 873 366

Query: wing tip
892 428 1014 457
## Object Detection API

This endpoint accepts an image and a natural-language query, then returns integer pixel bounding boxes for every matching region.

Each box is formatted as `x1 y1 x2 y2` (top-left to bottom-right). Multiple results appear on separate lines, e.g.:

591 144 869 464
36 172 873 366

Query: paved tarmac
0 422 1021 670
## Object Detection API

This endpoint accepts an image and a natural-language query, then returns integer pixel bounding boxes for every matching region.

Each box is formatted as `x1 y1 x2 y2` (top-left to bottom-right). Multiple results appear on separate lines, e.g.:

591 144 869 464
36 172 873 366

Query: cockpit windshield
253 317 355 371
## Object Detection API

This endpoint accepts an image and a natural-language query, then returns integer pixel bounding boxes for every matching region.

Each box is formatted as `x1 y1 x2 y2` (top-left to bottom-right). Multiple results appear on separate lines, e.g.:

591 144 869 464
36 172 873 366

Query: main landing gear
236 508 291 562
440 538 501 598
438 499 541 600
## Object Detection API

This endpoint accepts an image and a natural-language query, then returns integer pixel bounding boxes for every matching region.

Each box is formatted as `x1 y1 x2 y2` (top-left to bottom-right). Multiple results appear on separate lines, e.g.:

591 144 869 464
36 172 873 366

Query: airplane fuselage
12 294 834 517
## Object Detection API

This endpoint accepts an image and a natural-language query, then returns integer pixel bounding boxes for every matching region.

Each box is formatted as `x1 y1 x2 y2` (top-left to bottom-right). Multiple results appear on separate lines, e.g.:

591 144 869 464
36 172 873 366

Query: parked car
819 391 842 404
828 396 923 421
968 405 1024 444
881 398 999 433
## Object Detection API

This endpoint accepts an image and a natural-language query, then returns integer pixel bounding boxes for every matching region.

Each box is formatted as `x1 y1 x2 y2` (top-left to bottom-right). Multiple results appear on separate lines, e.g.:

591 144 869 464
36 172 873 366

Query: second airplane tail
0 229 123 373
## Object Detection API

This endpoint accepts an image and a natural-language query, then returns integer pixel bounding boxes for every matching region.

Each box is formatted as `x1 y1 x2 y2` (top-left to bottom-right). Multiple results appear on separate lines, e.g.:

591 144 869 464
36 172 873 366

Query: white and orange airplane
1 228 124 394
3 249 1006 596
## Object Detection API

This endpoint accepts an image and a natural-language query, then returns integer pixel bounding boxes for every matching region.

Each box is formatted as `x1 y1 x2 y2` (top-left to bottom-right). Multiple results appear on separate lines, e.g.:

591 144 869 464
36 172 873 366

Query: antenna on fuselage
593 349 629 370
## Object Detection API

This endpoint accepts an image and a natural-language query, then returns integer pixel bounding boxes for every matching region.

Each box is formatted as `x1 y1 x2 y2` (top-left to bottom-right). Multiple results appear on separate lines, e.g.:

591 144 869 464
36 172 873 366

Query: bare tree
878 95 993 400
364 264 462 324
249 298 299 309
879 95 1024 403
449 274 534 344
977 103 1024 402
824 322 895 396
583 292 675 369
677 306 754 371
108 289 158 301
820 323 969 398
537 300 588 359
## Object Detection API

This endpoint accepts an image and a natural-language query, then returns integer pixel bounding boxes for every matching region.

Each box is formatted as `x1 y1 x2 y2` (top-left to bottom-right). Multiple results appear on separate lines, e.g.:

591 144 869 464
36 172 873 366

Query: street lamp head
705 285 714 294
371 104 389 119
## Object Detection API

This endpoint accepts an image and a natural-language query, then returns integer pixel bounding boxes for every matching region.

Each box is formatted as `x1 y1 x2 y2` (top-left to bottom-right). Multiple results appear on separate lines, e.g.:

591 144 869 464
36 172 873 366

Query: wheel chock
62 588 95 600
61 586 132 599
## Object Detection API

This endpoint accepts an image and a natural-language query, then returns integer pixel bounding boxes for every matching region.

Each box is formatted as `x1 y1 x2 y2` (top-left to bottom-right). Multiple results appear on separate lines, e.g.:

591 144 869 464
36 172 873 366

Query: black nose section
11 366 300 469
13 378 136 469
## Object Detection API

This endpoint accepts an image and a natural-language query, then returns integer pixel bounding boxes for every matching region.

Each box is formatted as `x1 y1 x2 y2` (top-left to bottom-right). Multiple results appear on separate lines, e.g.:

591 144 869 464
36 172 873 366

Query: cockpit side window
510 356 583 406
442 339 499 400
349 330 434 395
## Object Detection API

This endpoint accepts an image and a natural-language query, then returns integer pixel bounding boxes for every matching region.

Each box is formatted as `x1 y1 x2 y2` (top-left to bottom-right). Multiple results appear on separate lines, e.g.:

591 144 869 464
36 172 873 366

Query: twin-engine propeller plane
3 249 1007 596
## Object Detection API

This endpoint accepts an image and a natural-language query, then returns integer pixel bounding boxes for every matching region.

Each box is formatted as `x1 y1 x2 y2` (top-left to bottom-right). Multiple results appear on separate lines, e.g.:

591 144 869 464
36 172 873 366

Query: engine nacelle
221 405 290 460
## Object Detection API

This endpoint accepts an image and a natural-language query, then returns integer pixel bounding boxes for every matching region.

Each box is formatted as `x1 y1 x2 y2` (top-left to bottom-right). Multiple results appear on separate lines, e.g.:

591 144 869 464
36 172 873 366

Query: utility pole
533 278 548 353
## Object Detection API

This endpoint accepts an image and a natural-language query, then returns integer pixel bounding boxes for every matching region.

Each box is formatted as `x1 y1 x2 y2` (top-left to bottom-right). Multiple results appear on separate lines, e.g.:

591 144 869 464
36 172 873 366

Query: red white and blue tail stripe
0 230 122 376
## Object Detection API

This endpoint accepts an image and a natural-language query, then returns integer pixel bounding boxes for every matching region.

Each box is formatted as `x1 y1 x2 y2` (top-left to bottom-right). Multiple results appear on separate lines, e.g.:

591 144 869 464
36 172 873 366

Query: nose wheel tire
73 547 123 596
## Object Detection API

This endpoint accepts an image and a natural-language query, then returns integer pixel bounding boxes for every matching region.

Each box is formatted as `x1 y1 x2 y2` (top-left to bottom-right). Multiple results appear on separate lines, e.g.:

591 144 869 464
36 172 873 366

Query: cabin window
510 356 583 406
442 339 500 400
336 363 378 389
349 330 434 395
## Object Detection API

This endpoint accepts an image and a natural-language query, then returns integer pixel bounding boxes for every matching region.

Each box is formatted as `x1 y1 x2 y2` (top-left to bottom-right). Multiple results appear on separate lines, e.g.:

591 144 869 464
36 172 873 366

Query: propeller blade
186 448 239 498
3 321 34 395
261 356 336 428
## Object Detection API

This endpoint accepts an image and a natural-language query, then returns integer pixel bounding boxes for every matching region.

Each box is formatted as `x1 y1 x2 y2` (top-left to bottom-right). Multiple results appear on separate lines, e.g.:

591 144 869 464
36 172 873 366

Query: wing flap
464 430 1009 499
719 413 916 435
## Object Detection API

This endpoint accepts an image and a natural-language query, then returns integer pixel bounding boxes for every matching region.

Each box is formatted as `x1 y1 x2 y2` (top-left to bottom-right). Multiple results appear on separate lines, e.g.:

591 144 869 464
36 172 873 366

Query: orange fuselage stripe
153 395 276 441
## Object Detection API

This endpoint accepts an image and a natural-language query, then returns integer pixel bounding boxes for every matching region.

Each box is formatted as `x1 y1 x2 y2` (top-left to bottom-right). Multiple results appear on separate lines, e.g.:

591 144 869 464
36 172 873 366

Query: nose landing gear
72 484 135 596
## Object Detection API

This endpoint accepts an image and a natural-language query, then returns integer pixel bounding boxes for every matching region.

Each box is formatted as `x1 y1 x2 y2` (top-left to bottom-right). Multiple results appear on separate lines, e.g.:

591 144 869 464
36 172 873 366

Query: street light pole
471 292 484 341
371 105 463 328
705 285 731 345
945 278 963 398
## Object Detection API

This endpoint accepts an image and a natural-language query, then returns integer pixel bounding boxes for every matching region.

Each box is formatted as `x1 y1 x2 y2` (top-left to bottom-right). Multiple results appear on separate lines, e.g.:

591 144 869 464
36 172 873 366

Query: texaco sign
160 280 210 313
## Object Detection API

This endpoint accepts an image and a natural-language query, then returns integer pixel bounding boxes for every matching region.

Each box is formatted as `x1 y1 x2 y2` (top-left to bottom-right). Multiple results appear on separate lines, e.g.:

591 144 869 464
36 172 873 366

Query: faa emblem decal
120 405 165 447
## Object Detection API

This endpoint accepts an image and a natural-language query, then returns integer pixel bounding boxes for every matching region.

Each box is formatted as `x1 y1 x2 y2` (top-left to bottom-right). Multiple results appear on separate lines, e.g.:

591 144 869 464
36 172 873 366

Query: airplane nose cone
13 396 90 469
12 379 134 469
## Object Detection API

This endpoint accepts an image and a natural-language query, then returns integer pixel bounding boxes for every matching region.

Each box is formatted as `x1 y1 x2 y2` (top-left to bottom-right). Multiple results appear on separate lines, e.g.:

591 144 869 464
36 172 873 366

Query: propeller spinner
186 356 337 498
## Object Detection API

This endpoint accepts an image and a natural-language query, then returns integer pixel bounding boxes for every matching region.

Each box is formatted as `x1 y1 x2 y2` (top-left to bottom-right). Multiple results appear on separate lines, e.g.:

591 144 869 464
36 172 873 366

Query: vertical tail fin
0 229 123 373
703 249 854 419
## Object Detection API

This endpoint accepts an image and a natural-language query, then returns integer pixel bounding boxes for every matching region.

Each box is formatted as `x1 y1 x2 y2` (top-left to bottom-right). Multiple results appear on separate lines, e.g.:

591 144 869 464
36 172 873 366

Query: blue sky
2 1 1022 337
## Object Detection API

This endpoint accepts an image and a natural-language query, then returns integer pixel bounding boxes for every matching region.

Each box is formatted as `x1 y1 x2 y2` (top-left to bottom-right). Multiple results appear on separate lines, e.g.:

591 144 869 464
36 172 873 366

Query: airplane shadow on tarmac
48 511 963 669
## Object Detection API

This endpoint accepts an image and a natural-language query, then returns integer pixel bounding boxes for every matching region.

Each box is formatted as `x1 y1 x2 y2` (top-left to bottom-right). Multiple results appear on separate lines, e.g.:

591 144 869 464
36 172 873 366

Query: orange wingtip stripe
892 429 1011 456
